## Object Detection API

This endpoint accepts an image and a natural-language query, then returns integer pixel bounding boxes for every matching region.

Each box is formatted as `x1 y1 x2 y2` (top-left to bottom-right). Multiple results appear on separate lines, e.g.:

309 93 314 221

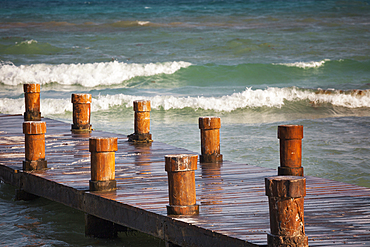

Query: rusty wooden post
23 121 47 171
128 100 152 143
199 116 222 163
265 176 308 247
278 125 304 176
89 137 117 191
71 93 92 133
24 84 41 121
165 154 199 215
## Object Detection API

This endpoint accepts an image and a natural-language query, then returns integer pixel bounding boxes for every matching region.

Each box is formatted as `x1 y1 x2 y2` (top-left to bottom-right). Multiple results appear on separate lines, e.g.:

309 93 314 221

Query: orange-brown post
89 137 117 191
165 154 199 215
265 176 308 247
278 125 304 176
71 93 92 133
128 100 152 143
199 116 222 163
23 121 47 171
24 84 41 121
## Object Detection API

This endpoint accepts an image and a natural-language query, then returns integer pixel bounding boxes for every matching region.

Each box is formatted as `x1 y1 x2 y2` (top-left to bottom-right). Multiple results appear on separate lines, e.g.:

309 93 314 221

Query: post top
89 137 118 152
133 100 151 112
23 121 46 134
199 116 221 130
71 93 92 104
23 84 40 93
278 125 303 140
165 154 198 172
265 176 306 198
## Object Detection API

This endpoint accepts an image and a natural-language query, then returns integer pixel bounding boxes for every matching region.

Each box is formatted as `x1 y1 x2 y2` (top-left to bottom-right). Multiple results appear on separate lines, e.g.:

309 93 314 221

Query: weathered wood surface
1 114 370 246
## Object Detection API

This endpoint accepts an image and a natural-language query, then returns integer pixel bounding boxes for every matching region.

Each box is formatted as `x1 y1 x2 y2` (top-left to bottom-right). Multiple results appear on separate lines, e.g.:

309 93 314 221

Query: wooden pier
1 114 370 246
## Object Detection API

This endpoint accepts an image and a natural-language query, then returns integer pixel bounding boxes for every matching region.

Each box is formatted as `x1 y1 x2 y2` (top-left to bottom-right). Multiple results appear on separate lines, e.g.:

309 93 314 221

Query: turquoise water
1 0 370 246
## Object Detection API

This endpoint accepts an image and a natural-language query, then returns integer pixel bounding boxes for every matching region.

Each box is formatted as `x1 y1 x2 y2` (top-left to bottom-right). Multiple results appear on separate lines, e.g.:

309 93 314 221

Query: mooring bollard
265 176 308 247
89 137 117 191
23 121 47 171
165 154 199 215
278 125 304 176
128 100 152 143
24 84 41 121
199 116 222 163
71 93 92 133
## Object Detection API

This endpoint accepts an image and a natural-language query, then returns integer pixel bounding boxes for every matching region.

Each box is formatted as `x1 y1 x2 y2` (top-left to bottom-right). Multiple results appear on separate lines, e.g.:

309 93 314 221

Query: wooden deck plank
1 115 370 246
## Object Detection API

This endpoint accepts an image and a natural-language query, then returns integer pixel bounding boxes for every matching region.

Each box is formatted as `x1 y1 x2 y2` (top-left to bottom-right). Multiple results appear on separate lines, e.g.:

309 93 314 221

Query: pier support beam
23 121 47 171
128 100 152 143
71 93 92 133
15 189 39 201
85 214 117 238
89 137 117 192
199 116 222 163
24 84 41 121
165 154 199 215
165 242 181 247
265 176 308 247
278 125 303 176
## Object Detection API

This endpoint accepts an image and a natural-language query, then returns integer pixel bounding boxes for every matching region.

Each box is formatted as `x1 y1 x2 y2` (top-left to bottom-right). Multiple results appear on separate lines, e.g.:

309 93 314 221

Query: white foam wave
0 98 71 115
138 21 150 25
275 59 330 69
93 87 370 111
15 39 38 45
1 88 369 115
148 87 370 111
0 61 192 87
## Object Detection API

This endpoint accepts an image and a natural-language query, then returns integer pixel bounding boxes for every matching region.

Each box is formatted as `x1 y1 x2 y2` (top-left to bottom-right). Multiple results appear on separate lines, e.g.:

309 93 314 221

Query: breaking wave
1 87 369 115
274 59 331 69
0 61 192 87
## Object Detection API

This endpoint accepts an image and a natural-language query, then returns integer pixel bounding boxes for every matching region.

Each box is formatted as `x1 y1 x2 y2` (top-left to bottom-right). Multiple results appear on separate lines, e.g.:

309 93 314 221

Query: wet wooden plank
1 114 370 246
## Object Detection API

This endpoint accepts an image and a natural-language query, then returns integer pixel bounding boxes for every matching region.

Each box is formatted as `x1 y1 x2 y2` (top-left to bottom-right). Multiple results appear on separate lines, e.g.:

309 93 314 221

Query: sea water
1 0 370 246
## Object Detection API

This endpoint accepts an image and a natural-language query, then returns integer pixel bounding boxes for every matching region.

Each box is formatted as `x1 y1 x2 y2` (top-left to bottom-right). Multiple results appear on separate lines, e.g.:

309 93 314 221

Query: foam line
0 61 192 87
